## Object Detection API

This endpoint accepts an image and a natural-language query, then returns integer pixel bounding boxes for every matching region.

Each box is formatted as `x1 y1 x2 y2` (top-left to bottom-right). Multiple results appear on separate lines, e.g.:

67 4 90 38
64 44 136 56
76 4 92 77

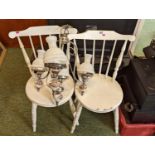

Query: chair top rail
68 30 135 41
9 25 78 39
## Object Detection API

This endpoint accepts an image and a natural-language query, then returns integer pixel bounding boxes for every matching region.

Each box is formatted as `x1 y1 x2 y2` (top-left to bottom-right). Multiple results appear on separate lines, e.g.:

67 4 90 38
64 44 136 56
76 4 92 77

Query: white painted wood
68 30 135 76
39 35 44 50
32 103 37 132
26 74 75 132
75 74 123 113
26 75 74 107
92 40 96 67
99 40 105 74
17 36 33 76
83 39 86 60
29 36 37 58
68 30 135 134
8 25 78 132
113 40 127 80
68 30 135 41
105 40 117 77
9 25 77 80
9 25 78 38
9 26 77 77
74 39 80 64
69 98 76 116
114 107 119 134
61 44 64 51
59 35 62 48
71 102 83 134
9 26 77 72
73 39 80 75
69 98 79 126
66 42 71 61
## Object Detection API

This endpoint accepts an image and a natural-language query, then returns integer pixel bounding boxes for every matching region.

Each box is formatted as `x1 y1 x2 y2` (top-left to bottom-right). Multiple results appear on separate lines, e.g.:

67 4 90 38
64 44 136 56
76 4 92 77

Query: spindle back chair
68 30 135 134
9 25 77 76
68 30 135 77
9 26 78 132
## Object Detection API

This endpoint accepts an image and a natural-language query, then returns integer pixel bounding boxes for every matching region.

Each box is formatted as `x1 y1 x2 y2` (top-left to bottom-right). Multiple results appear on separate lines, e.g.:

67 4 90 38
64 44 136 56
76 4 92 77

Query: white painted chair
68 30 135 134
8 25 78 132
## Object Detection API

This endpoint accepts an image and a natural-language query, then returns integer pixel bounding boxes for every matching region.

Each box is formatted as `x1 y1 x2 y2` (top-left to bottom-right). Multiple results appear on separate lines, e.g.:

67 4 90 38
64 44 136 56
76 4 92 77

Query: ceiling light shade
44 36 68 66
77 54 94 74
31 49 45 71
31 49 45 91
59 67 69 77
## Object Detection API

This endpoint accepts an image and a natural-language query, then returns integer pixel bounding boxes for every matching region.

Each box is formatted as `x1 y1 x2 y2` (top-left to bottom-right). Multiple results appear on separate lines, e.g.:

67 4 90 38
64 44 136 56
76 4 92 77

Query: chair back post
112 40 127 80
16 36 33 74
9 25 78 77
68 30 135 78
105 40 117 77
28 35 37 58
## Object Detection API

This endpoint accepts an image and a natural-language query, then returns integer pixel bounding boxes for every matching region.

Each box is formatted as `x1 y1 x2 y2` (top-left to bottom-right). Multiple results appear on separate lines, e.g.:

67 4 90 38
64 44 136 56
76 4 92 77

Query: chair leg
114 107 119 134
32 103 38 132
70 102 83 134
69 98 79 126
69 98 76 116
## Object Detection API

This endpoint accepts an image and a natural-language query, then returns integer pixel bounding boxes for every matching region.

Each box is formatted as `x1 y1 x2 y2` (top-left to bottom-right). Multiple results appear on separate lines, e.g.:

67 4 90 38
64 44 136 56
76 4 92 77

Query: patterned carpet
0 48 116 136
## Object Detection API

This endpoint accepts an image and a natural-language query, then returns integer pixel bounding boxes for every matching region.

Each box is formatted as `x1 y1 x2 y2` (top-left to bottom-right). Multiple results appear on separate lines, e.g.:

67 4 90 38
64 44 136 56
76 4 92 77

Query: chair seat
25 75 74 107
75 74 123 113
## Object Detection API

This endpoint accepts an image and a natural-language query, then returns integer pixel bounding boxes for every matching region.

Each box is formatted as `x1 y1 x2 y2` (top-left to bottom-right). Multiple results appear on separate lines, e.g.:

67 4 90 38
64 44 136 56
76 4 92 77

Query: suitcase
119 74 155 123
127 58 155 111
118 58 155 123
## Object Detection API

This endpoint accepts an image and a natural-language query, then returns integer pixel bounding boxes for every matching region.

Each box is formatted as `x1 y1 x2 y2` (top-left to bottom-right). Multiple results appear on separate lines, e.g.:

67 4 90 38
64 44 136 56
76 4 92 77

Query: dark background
48 19 137 34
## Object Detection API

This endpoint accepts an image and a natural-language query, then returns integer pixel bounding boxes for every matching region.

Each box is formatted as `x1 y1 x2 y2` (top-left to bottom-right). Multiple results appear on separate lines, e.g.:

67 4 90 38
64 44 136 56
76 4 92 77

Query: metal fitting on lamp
31 49 46 91
30 25 77 105
60 25 73 45
77 54 94 95
44 36 69 105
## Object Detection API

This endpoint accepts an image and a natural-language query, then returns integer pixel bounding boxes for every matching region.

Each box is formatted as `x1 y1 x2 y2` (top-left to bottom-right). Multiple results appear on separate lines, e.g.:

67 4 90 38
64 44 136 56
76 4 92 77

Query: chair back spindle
29 36 37 58
39 35 44 50
83 39 87 61
9 26 78 77
68 30 135 79
99 40 105 74
105 40 117 77
112 40 127 80
66 42 71 61
17 36 31 68
92 40 96 67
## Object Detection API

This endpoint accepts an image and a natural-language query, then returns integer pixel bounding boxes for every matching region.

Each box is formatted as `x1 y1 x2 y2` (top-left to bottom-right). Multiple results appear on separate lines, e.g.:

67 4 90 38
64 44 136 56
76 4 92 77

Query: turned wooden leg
69 98 76 116
114 107 119 134
70 102 82 134
32 103 38 132
69 98 79 126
